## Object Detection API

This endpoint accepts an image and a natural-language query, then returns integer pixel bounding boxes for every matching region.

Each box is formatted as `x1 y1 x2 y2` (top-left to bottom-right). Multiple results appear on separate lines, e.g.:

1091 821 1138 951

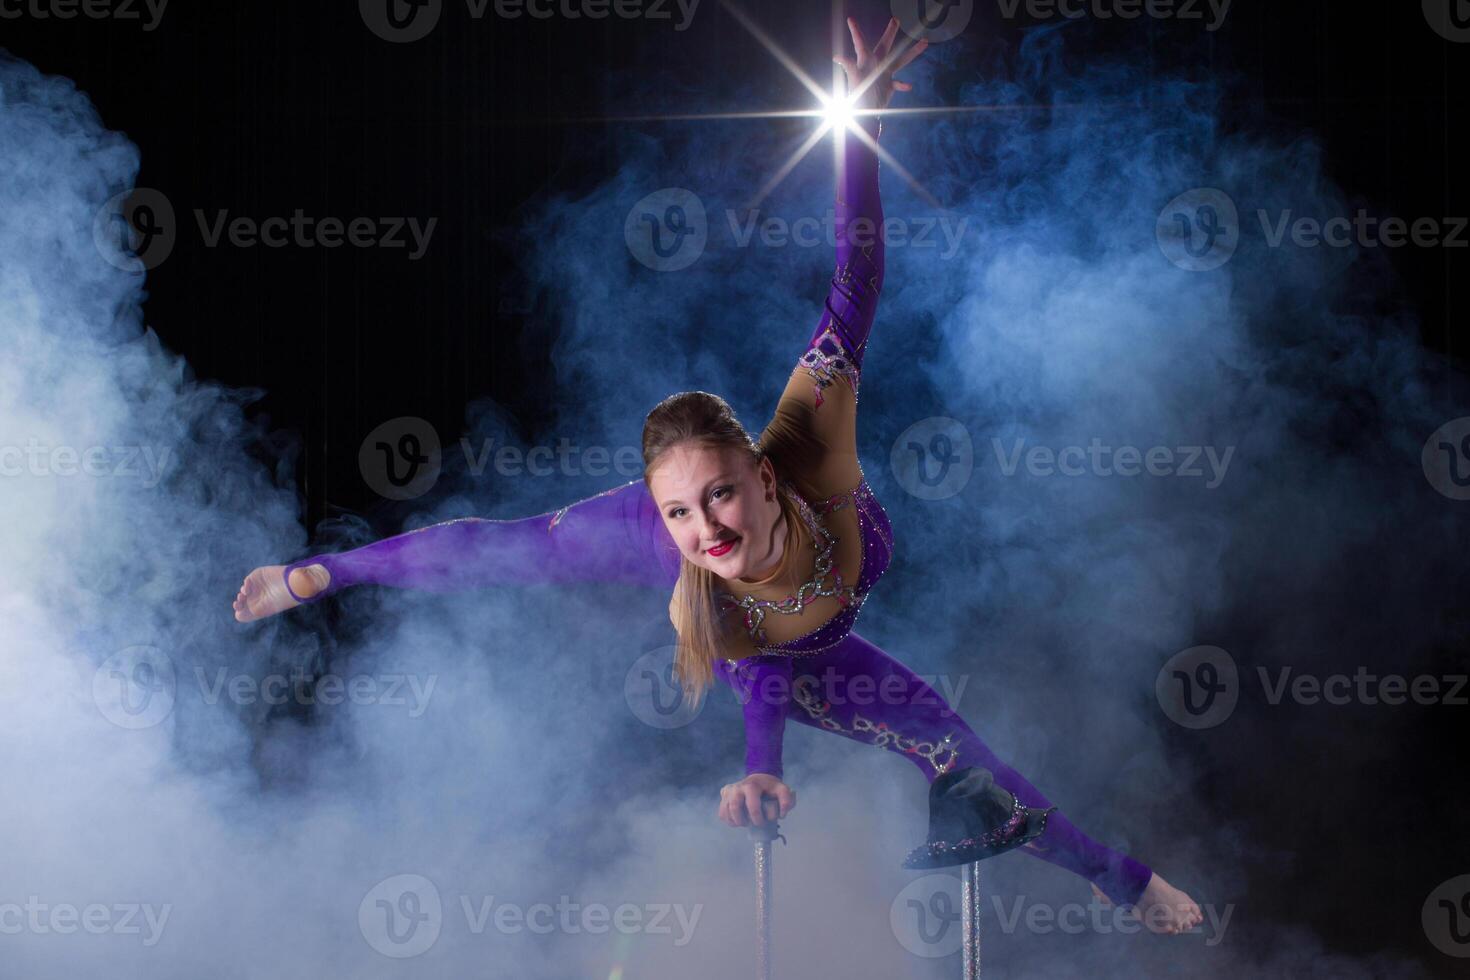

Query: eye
668 487 732 521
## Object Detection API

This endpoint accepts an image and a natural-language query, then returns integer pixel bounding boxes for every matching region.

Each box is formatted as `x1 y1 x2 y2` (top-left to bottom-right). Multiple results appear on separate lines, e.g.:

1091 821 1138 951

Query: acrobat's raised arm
279 479 682 604
723 18 928 791
803 112 886 407
758 114 885 498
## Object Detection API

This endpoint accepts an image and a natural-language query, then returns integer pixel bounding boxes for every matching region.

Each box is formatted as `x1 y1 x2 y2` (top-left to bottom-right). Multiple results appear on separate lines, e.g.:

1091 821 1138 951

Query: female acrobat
234 16 1202 935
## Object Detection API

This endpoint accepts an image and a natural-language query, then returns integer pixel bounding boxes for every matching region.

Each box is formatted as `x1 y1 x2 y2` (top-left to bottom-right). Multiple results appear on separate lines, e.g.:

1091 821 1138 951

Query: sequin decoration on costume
714 480 861 649
718 477 895 661
791 675 960 778
799 239 879 409
799 323 861 410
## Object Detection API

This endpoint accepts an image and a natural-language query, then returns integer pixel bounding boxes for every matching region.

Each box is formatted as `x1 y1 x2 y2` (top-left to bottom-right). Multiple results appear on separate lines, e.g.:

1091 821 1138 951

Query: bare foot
1091 873 1203 935
232 564 330 623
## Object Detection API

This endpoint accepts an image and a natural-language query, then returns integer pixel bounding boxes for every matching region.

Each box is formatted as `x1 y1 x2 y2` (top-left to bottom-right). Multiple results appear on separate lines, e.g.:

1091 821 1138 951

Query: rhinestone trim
799 323 861 410
714 480 860 648
547 479 636 532
718 477 893 662
790 675 960 778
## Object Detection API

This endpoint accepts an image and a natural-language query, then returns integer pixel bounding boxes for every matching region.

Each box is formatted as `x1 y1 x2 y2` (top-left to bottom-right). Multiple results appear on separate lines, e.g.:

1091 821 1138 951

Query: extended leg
787 632 1153 906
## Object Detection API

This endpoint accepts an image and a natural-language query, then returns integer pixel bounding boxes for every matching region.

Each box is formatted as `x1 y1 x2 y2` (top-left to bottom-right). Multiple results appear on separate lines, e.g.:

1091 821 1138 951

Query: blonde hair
642 390 803 708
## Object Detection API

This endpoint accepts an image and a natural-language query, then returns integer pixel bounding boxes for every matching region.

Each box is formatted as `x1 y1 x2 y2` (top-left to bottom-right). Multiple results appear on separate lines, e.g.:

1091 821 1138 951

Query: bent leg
789 632 1153 906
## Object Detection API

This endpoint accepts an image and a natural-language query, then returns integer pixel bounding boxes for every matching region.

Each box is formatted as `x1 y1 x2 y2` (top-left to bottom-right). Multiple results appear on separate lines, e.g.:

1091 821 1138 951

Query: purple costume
282 117 1153 906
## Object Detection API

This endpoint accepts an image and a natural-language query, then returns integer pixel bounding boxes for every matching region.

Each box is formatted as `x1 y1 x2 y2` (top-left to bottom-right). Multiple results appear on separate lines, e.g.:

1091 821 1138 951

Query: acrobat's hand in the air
718 774 796 828
832 15 930 113
232 563 330 623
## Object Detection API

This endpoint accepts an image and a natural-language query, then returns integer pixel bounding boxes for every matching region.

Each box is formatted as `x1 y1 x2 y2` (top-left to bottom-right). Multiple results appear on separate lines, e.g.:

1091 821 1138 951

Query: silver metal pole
961 860 982 979
746 797 784 980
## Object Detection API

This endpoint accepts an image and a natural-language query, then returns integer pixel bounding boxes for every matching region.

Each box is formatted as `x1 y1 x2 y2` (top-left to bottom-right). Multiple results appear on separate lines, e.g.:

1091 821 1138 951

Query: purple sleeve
798 114 885 408
715 655 792 780
280 478 682 603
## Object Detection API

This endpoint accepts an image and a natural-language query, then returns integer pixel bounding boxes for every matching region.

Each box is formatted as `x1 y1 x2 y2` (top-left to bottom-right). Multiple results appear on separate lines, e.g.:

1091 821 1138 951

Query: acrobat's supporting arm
280 479 682 603
715 655 794 780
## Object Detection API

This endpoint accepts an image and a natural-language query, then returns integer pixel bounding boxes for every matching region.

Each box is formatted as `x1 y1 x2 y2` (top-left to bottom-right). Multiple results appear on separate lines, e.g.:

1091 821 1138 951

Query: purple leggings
720 631 1154 907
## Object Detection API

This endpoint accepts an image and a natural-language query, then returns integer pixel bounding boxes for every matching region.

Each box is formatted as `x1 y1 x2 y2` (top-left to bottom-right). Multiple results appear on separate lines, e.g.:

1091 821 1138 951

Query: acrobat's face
648 442 785 582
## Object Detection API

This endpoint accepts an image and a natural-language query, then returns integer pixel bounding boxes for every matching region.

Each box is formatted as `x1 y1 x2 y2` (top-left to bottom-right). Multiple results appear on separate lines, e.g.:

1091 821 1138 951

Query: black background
3 0 1467 975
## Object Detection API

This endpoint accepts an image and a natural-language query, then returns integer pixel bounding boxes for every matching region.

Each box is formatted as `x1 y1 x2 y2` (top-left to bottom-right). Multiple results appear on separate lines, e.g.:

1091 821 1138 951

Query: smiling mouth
707 537 740 556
